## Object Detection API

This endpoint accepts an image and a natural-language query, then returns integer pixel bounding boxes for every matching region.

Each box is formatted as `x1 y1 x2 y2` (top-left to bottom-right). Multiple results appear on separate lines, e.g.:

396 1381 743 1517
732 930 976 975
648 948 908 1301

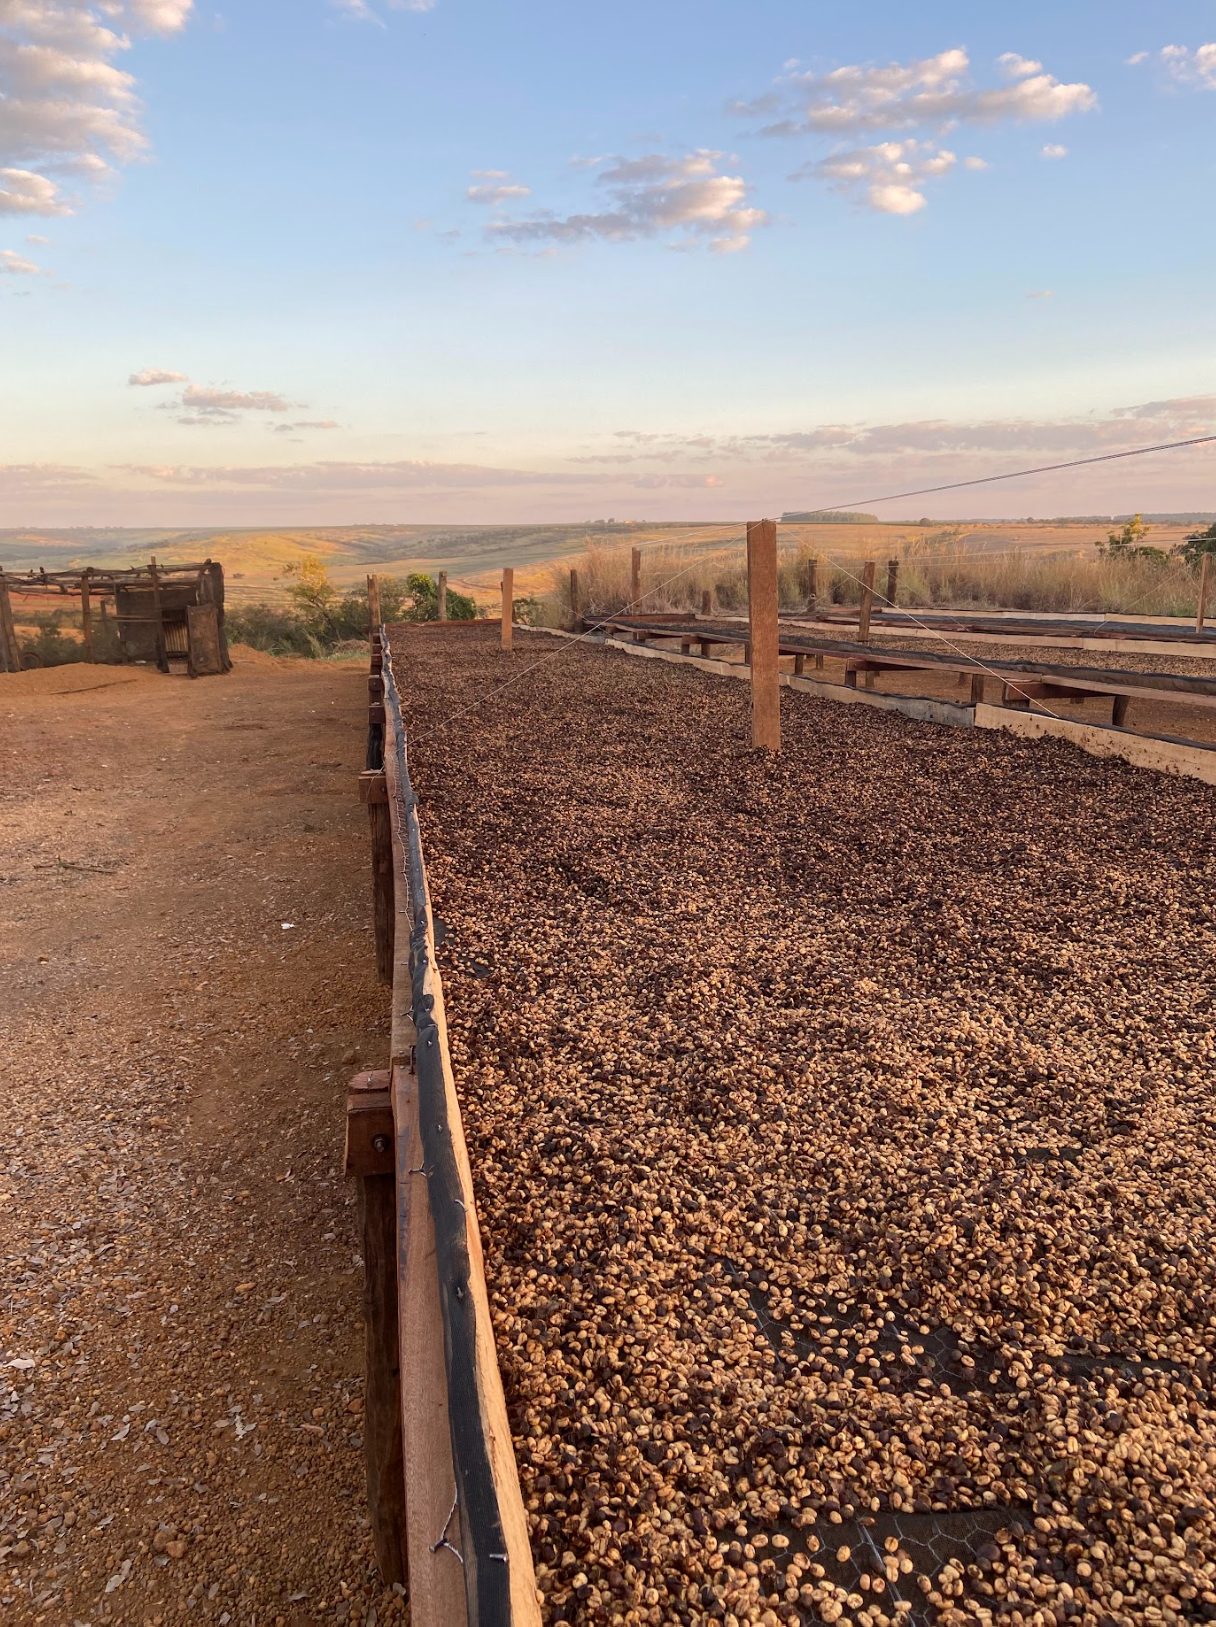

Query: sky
2 0 1216 526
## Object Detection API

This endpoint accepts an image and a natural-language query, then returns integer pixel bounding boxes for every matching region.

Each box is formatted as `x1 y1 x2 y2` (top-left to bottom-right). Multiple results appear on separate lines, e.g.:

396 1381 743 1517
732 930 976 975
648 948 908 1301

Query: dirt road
0 655 400 1627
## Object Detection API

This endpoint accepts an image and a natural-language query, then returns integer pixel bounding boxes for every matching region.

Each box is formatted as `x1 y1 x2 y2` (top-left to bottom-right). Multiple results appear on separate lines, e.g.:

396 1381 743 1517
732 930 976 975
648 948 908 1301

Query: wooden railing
349 616 540 1627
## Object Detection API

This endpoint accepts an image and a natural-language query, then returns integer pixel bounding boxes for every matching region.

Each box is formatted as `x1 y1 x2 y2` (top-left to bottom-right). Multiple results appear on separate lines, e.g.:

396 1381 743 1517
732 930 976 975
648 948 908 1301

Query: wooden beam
886 558 900 608
1197 554 1212 635
437 571 448 622
701 587 713 617
80 571 94 663
746 518 781 752
148 556 169 673
569 567 581 630
0 574 19 674
501 568 514 651
857 560 876 643
368 575 382 637
631 546 642 609
804 554 820 612
369 794 394 984
1112 694 1131 728
380 651 541 1624
359 1166 407 1584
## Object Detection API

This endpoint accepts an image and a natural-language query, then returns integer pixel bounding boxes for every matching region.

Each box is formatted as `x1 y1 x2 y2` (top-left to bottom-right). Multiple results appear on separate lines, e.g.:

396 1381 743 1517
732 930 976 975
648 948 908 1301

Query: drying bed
389 622 1216 1627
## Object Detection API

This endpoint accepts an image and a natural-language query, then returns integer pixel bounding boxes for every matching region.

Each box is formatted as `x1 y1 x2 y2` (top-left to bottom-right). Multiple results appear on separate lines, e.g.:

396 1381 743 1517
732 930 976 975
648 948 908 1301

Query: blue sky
2 0 1215 525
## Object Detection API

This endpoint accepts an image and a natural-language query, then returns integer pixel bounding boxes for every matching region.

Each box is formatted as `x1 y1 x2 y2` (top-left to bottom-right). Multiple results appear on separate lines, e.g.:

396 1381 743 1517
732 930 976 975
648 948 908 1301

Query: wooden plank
80 571 94 663
501 568 514 651
393 1063 468 1626
406 846 541 1625
746 519 781 752
148 556 169 673
437 571 448 623
858 560 876 643
360 1169 408 1584
0 575 20 673
370 798 394 984
382 647 540 1624
1198 554 1212 635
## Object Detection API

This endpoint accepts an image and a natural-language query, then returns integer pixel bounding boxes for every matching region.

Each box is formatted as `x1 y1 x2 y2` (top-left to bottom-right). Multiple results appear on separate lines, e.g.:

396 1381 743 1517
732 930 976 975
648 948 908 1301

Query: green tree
283 557 342 634
1178 522 1216 569
1096 514 1168 563
399 573 478 622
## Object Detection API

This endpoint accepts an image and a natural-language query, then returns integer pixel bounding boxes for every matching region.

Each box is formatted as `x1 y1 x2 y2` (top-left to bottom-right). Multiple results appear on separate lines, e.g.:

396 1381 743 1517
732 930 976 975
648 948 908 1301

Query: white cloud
734 48 1095 211
740 48 1097 137
1040 143 1068 158
180 383 295 416
121 459 614 491
1026 289 1055 299
0 1 193 216
271 419 341 432
0 166 68 214
997 53 1043 79
795 139 966 214
485 149 767 254
330 0 434 19
1159 43 1216 89
1126 51 1149 67
0 245 41 272
25 230 48 241
466 169 531 205
633 473 725 489
128 365 187 384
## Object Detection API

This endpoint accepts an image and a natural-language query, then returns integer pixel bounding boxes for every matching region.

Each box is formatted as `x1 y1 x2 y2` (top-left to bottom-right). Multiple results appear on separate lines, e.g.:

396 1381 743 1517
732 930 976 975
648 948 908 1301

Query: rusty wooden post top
746 518 781 753
501 567 514 651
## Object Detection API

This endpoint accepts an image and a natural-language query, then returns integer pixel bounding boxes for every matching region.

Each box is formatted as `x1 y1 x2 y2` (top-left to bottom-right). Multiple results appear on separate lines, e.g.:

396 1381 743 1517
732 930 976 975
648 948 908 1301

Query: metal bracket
344 1068 394 1178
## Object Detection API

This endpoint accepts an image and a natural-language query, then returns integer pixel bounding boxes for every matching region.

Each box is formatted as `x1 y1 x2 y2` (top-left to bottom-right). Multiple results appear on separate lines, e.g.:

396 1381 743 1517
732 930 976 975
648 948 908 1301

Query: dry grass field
4 517 1203 616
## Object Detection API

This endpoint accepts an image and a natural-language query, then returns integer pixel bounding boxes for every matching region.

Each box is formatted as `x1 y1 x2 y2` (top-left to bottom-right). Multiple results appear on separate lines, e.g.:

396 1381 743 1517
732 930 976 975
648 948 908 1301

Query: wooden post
746 519 781 753
79 570 94 662
969 673 985 705
568 567 581 629
436 570 448 622
1197 554 1212 634
369 791 393 983
1112 694 1130 728
631 546 642 608
701 586 713 617
359 1170 408 1584
367 574 382 637
804 555 820 611
0 574 19 673
148 557 169 673
858 560 876 643
502 567 514 650
886 558 899 607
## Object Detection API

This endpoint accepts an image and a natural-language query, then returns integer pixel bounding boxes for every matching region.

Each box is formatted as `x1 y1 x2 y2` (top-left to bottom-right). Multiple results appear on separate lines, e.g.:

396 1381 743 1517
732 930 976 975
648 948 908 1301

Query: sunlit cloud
128 366 187 385
484 149 767 254
732 48 1096 213
0 1 194 216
